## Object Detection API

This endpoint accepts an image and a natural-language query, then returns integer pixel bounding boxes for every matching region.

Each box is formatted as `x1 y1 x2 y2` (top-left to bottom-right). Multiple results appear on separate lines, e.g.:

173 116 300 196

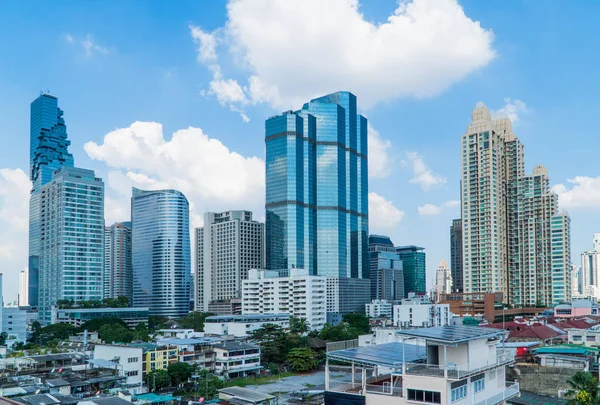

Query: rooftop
218 387 274 403
396 325 503 344
326 342 426 368
205 314 289 322
159 337 223 346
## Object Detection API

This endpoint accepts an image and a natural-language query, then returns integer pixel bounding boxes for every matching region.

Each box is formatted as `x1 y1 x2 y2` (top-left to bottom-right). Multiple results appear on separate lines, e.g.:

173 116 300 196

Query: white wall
93 345 144 394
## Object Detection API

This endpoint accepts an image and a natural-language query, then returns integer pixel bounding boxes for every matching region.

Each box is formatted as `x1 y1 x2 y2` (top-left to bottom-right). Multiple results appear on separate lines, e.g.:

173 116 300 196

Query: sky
1 0 600 303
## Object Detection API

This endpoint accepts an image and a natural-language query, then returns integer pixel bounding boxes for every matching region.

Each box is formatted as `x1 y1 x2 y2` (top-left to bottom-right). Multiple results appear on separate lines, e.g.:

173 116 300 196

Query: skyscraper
434 260 452 295
368 235 404 301
450 219 463 293
28 94 74 307
265 91 368 278
195 211 264 312
581 233 600 299
461 104 571 306
37 167 104 324
551 212 571 305
19 269 29 307
104 222 133 303
396 246 426 296
131 188 190 318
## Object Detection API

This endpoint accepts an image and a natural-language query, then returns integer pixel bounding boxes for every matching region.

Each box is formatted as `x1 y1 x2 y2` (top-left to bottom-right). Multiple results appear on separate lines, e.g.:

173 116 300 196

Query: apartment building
214 341 261 379
393 301 451 329
204 314 290 337
93 345 144 394
242 269 326 330
365 300 393 319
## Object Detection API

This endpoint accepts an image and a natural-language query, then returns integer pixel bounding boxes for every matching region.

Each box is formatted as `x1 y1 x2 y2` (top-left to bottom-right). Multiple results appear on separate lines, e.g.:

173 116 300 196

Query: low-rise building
325 325 519 405
554 299 600 318
393 301 451 328
568 328 600 346
128 343 178 375
365 300 393 319
204 314 290 337
158 337 224 370
93 344 144 394
242 269 327 330
208 298 242 315
214 341 261 379
218 387 275 405
51 307 149 328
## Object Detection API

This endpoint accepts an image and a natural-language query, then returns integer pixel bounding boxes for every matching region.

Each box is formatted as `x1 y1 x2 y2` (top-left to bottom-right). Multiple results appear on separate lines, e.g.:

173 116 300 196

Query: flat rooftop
326 342 426 368
396 325 503 344
219 387 274 403
205 314 290 322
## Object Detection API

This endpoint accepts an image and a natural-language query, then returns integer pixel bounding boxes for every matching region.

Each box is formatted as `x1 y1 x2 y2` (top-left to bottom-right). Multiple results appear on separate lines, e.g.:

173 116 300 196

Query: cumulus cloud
368 125 393 179
553 177 600 210
418 200 460 216
404 152 446 190
193 0 494 113
368 192 405 230
492 98 528 124
65 33 111 58
190 25 218 64
0 168 31 300
84 121 265 227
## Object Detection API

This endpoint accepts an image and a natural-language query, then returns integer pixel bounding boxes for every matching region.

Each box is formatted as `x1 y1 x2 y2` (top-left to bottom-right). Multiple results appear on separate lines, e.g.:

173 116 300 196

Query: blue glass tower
28 94 74 307
131 188 191 318
265 91 369 278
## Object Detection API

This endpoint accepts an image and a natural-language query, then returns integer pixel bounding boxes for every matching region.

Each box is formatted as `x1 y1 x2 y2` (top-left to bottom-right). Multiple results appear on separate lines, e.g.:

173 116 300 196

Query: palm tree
566 371 600 405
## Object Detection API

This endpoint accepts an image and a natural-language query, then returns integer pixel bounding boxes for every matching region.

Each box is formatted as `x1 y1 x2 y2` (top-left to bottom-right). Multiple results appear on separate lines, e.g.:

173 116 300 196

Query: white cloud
201 0 495 111
368 125 393 179
553 177 600 209
209 75 249 106
0 168 31 301
190 25 218 64
491 98 528 124
65 33 111 59
404 152 446 190
417 199 460 216
418 204 442 216
84 121 265 228
368 192 405 230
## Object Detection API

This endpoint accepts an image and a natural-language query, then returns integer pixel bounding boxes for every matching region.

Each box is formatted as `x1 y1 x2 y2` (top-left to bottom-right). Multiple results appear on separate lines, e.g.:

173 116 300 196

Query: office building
2 307 38 343
582 233 600 299
19 269 29 307
242 269 326 330
396 246 426 296
37 167 104 324
131 188 191 318
434 260 452 296
369 235 404 301
265 91 368 278
204 314 290 337
28 93 74 307
104 222 133 302
326 277 371 314
461 104 570 306
195 210 264 312
365 299 393 318
450 219 463 292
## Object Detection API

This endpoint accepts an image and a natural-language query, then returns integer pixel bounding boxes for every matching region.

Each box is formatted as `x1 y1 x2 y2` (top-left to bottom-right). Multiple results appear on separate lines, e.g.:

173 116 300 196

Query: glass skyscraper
368 235 404 301
131 188 191 318
265 91 368 278
37 167 104 324
28 94 74 307
396 245 426 296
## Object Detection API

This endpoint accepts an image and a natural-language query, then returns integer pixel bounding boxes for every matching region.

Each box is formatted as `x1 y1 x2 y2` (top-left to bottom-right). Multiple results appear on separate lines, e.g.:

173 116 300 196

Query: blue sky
1 0 600 302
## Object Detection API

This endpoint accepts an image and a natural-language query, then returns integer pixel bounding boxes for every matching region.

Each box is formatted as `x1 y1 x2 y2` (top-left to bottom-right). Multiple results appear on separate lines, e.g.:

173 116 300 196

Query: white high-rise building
242 269 326 330
572 265 582 298
461 104 570 306
38 167 104 324
434 260 452 295
195 211 264 312
582 233 600 299
18 269 28 307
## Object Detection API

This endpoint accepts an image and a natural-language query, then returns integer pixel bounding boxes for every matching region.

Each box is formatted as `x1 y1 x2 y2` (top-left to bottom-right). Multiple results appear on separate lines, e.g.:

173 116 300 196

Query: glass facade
265 91 368 278
450 218 463 293
368 235 404 300
37 167 104 324
28 94 74 307
131 188 191 318
396 246 426 296
104 221 133 303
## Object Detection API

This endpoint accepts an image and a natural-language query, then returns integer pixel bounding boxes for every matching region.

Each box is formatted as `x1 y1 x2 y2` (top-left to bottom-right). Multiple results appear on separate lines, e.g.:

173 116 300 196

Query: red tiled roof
509 325 563 340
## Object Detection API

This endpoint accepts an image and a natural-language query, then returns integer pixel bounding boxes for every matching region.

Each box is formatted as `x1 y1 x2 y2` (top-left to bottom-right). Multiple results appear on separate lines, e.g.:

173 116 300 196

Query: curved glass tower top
131 187 191 318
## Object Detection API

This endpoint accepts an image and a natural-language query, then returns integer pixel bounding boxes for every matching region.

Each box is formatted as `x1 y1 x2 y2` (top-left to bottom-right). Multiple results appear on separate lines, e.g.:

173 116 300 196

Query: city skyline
2 1 600 301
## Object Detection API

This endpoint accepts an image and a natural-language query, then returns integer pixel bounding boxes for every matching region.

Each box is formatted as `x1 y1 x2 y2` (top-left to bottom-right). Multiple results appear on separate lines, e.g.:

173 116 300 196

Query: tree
178 312 214 332
289 317 310 335
193 369 223 400
134 322 150 342
566 371 600 405
79 317 128 332
342 313 370 335
148 316 169 331
0 332 8 346
99 324 133 343
146 369 171 391
34 323 78 345
287 347 317 372
249 324 288 364
319 322 360 342
168 362 194 386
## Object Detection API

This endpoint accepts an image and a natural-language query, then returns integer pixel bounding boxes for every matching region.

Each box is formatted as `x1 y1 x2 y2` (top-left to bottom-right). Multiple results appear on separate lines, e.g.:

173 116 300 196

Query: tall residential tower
104 222 133 303
450 219 463 293
131 188 191 318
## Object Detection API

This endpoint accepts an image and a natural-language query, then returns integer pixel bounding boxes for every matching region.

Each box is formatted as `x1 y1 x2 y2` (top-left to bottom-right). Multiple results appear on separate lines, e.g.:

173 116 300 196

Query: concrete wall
507 364 578 397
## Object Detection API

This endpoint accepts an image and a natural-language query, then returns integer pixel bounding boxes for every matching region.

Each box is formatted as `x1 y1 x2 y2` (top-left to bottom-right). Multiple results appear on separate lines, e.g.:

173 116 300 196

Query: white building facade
204 314 290 337
434 260 452 296
365 300 393 319
93 344 144 394
393 302 451 329
242 269 326 330
582 233 600 300
213 342 261 379
195 211 264 312
18 270 28 307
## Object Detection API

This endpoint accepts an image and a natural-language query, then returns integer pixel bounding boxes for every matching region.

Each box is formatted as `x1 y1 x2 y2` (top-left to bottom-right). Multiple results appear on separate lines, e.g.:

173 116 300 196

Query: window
126 370 139 377
472 373 485 393
572 335 583 342
128 357 139 363
407 389 441 404
451 380 468 402
587 336 596 342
